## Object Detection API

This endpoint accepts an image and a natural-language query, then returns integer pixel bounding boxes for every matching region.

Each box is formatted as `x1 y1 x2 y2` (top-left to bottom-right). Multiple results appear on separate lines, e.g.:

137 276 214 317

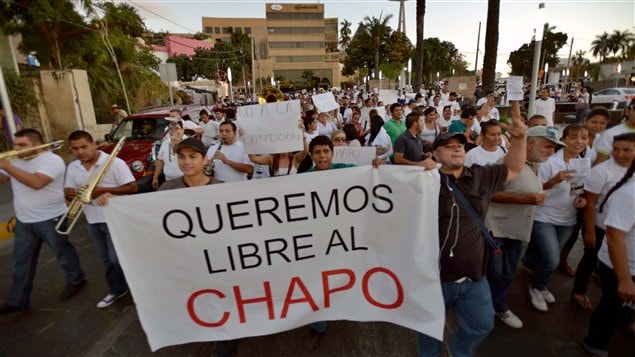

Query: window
215 27 220 34
204 27 213 34
268 41 325 49
235 28 242 34
222 27 231 34
268 27 325 34
272 55 324 63
244 27 252 34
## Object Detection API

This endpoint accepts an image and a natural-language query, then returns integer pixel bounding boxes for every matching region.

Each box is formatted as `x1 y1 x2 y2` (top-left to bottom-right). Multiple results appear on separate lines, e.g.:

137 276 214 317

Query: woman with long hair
419 107 441 148
524 124 589 312
364 114 393 164
583 159 635 356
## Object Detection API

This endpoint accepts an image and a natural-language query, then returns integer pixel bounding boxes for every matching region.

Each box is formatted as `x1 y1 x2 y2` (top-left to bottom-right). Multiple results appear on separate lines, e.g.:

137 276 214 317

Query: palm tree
590 32 611 62
608 29 634 59
339 19 352 51
413 0 425 90
481 0 500 92
363 12 393 74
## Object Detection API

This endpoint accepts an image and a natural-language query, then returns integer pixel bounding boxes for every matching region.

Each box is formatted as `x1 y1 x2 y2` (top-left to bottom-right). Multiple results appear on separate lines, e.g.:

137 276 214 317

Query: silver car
591 87 635 109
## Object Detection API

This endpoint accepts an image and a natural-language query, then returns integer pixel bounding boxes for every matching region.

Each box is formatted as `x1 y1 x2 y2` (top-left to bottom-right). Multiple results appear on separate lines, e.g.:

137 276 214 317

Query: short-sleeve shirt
598 179 635 275
383 118 407 146
584 158 628 230
199 121 219 147
157 138 185 181
534 97 556 126
448 120 467 133
1 151 67 222
65 151 135 224
393 130 423 162
534 150 579 226
485 161 542 242
206 141 253 182
438 164 509 282
594 123 635 156
465 146 506 167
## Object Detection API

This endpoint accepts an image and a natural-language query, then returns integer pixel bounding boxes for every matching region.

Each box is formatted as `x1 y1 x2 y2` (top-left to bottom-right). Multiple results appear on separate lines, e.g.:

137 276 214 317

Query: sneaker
59 280 87 301
529 287 548 312
496 310 524 329
96 290 129 309
541 288 556 303
0 302 30 315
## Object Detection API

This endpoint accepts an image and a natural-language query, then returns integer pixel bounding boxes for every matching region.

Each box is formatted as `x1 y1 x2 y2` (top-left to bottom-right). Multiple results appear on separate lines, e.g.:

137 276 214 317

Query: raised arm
502 101 528 182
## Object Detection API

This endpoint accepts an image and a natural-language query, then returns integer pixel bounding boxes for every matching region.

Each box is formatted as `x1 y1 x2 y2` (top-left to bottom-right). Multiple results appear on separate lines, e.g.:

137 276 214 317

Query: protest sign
237 101 303 154
333 147 377 166
379 90 399 105
360 106 385 127
105 166 444 351
312 92 340 113
506 76 524 101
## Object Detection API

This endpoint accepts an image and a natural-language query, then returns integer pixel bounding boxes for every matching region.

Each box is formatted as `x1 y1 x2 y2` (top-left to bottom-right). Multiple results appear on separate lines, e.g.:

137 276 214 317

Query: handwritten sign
333 146 377 166
506 76 524 101
312 92 340 113
105 166 445 351
360 107 385 128
237 101 303 154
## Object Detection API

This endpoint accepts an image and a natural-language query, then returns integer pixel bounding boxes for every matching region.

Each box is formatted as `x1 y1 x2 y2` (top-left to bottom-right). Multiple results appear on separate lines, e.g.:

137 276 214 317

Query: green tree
362 13 393 73
342 28 374 76
413 0 425 90
420 38 467 83
168 53 195 81
98 2 146 38
482 0 500 92
608 29 634 59
339 19 352 51
385 31 414 64
590 31 610 62
508 27 568 78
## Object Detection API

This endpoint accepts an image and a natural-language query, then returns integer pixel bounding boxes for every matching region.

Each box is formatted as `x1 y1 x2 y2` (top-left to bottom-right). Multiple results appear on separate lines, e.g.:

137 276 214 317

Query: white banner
105 166 444 351
312 92 340 113
333 146 377 166
237 100 304 154
379 90 399 105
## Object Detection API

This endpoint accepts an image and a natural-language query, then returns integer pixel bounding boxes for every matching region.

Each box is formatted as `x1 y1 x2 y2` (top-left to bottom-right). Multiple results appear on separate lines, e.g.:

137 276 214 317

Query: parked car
100 105 210 192
591 87 635 109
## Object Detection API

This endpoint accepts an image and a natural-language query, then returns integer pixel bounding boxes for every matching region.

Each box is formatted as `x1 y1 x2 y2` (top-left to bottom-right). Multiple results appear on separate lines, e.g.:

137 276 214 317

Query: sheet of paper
506 76 524 101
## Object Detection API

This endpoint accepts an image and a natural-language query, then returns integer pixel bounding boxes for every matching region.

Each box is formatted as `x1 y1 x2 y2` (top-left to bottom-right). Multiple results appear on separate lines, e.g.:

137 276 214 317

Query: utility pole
563 37 574 94
528 3 546 117
474 21 481 75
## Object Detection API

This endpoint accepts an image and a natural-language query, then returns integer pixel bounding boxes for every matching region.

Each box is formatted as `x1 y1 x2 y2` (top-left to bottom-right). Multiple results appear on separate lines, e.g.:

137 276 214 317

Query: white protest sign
105 166 444 351
360 106 385 128
237 100 303 154
379 90 399 105
506 76 524 101
312 92 340 113
332 147 377 166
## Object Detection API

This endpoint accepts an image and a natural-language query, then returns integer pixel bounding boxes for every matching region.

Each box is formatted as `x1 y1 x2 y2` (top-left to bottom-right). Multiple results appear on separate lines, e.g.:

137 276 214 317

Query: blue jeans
527 221 575 291
7 216 85 307
417 278 495 357
88 223 128 295
488 238 523 313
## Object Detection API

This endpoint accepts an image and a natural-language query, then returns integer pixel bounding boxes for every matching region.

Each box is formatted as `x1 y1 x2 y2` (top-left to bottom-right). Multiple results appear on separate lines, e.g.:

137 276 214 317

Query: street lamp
452 68 455 77
528 2 546 117
436 71 440 84
544 62 549 85
407 58 412 89
379 70 383 90
227 67 233 103
615 63 622 87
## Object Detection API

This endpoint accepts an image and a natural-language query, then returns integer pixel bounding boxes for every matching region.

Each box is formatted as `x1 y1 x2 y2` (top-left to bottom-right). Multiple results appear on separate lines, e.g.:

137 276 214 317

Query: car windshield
623 89 635 95
111 117 167 141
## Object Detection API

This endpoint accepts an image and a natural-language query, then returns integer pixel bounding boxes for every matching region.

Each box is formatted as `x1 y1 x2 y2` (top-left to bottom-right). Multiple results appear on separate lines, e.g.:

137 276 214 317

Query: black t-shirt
437 164 508 282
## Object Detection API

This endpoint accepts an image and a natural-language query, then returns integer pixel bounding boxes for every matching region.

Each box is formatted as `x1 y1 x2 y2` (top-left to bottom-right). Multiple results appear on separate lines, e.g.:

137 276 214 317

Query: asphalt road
0 184 633 357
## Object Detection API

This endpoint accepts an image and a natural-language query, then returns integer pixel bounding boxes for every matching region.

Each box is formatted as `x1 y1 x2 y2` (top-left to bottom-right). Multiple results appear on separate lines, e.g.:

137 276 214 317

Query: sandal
572 293 592 310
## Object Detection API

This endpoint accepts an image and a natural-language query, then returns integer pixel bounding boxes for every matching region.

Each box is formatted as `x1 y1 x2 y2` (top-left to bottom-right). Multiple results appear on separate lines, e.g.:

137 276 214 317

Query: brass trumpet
0 140 64 161
55 136 127 235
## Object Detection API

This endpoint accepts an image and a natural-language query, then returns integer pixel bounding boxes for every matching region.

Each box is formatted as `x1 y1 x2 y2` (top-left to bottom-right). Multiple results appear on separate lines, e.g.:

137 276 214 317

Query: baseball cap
433 132 468 150
527 126 567 147
175 138 207 155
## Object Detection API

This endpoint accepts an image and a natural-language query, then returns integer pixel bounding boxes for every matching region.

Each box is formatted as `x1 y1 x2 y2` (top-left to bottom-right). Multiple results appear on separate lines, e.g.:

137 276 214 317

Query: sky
124 0 634 75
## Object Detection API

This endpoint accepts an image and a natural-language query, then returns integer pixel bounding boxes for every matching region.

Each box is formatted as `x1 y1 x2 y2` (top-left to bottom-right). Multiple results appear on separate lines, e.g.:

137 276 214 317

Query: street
0 183 632 357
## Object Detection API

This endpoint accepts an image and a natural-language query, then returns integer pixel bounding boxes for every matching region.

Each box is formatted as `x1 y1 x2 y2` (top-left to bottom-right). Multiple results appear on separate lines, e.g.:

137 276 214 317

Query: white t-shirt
343 108 353 122
598 179 635 275
157 138 184 181
534 150 579 226
476 97 489 106
64 151 135 224
206 141 253 182
1 152 67 223
199 120 219 147
465 146 507 167
534 97 556 127
440 91 449 104
436 117 452 129
317 121 337 136
364 127 393 162
584 158 628 230
594 123 635 156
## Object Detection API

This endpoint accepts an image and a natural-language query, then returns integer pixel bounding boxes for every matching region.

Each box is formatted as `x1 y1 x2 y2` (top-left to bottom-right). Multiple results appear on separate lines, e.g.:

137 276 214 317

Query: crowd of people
0 86 633 357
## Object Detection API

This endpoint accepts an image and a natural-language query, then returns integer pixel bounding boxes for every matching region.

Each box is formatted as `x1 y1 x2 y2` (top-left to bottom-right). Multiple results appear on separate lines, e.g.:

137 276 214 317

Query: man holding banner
418 101 528 357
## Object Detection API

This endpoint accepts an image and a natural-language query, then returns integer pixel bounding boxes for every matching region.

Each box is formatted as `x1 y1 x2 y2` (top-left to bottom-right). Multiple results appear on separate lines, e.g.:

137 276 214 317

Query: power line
128 0 198 34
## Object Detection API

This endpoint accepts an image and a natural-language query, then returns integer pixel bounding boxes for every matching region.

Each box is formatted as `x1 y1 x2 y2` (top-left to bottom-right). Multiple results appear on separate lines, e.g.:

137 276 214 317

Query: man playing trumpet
64 130 136 309
0 129 86 315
